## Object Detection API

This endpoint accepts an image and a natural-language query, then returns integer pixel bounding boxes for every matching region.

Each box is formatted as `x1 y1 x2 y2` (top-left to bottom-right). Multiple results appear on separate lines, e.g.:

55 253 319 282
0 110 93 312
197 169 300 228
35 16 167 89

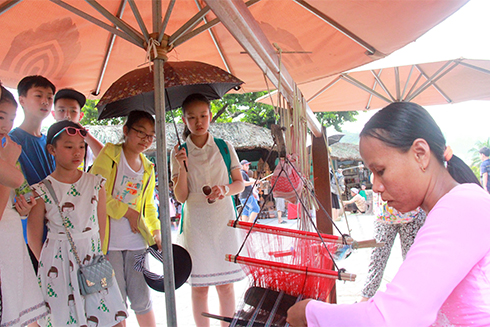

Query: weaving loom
203 120 382 326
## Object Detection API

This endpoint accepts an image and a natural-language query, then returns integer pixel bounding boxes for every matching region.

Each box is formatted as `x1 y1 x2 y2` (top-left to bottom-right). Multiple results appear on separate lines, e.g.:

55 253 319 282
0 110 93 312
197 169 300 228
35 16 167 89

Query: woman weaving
287 102 490 326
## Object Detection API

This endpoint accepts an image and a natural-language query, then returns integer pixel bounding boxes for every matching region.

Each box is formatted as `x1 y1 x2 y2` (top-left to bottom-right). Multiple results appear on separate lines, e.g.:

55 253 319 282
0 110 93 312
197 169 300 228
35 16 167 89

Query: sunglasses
202 185 216 204
52 126 87 142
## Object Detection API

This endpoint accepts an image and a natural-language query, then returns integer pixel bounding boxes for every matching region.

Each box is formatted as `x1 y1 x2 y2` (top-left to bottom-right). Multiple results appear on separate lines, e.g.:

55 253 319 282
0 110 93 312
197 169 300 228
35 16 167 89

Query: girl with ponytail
287 102 490 327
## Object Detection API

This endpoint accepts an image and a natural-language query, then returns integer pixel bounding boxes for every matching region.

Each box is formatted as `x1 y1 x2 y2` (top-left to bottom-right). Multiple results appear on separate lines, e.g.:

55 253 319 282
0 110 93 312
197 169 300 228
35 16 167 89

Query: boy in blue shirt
9 75 56 271
10 75 56 185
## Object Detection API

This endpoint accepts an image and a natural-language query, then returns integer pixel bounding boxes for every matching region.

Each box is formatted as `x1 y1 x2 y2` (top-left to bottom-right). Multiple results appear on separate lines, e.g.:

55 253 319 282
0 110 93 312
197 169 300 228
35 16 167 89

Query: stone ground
125 213 403 326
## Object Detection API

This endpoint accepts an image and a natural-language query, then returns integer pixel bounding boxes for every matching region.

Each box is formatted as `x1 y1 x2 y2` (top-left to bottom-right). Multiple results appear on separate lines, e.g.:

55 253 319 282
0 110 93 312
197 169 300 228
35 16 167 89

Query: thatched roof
330 142 361 161
87 122 273 153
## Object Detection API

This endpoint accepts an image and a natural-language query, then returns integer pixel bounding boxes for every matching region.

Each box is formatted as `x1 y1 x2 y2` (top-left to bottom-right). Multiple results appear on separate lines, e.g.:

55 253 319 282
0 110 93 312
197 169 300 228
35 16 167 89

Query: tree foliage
208 91 358 130
315 111 358 132
81 92 358 131
80 99 125 126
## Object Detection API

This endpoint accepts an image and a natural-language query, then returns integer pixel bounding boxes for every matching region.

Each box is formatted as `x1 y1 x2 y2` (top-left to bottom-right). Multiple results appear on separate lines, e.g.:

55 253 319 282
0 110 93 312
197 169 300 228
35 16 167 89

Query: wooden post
312 127 332 234
311 126 336 303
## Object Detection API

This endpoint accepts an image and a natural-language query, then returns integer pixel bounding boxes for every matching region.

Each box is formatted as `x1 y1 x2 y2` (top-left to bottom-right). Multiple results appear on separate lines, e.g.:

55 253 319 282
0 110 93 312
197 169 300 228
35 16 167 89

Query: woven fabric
271 158 303 204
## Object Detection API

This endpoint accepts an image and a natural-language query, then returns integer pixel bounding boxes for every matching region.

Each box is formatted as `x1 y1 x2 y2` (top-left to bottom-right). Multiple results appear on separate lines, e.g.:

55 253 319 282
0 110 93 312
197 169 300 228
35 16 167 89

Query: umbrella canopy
0 1 469 96
257 58 490 111
97 61 243 119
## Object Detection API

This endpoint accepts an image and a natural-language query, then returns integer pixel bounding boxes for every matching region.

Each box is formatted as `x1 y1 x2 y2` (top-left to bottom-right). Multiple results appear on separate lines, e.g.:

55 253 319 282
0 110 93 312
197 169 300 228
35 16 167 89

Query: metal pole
153 2 177 326
154 58 178 327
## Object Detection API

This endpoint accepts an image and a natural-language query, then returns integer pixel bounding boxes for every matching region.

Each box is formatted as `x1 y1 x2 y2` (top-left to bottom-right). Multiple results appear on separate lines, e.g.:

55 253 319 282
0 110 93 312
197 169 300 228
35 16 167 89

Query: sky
7 0 490 163
333 0 490 164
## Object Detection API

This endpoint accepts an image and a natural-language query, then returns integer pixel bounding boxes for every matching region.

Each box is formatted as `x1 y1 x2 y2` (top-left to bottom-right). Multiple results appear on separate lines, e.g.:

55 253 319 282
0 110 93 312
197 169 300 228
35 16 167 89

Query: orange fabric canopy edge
0 0 469 98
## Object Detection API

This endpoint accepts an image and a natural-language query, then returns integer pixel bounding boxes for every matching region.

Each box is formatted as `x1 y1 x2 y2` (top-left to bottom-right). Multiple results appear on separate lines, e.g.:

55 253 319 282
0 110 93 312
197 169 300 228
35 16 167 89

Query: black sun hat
134 244 192 292
46 120 85 145
54 88 86 108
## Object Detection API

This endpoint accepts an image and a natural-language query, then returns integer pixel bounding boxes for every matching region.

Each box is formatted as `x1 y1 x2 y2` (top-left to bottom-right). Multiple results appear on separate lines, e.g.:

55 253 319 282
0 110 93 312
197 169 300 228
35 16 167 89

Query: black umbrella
96 61 243 120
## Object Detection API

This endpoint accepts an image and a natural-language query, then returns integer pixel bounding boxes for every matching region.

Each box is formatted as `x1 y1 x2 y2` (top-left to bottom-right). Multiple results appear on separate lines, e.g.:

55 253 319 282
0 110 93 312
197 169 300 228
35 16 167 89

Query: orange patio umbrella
0 1 470 97
257 58 490 112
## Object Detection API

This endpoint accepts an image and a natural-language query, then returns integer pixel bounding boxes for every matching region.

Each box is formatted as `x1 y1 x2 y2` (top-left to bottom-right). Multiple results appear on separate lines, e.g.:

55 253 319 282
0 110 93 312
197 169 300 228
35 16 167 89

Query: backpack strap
178 138 235 234
214 137 232 184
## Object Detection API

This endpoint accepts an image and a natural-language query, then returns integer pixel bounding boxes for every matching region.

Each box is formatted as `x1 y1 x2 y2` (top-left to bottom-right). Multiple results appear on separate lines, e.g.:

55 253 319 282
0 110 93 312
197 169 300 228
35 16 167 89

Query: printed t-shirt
109 150 146 251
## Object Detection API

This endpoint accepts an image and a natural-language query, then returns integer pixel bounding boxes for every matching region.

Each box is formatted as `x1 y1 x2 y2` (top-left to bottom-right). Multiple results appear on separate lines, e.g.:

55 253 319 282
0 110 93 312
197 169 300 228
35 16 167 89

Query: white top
109 150 146 251
170 134 241 192
170 134 245 286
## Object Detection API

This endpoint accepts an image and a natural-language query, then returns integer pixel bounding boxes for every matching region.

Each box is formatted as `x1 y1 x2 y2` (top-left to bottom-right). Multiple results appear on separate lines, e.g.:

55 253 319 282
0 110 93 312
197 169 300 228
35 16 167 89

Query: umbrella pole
154 55 178 326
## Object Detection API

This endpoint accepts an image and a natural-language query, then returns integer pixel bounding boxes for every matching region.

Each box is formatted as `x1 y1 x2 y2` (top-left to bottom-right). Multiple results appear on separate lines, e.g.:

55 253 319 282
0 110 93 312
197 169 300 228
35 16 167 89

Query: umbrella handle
177 143 189 173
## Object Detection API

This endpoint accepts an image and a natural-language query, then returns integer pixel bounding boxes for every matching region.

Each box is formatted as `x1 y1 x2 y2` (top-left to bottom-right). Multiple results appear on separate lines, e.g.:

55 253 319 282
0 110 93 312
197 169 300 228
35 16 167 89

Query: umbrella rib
173 0 261 48
168 5 212 46
403 70 424 102
370 69 395 102
93 0 127 96
293 0 379 56
157 0 176 43
458 61 490 76
400 65 415 101
340 74 392 104
193 0 232 73
0 0 21 16
411 66 453 103
366 69 382 110
86 0 145 46
50 0 143 48
406 61 460 102
306 75 342 103
127 0 149 41
395 67 400 101
405 61 455 101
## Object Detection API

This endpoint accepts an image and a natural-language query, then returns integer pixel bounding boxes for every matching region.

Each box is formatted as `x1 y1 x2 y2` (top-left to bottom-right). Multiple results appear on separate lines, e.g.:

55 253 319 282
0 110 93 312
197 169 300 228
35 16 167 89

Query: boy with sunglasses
53 88 103 171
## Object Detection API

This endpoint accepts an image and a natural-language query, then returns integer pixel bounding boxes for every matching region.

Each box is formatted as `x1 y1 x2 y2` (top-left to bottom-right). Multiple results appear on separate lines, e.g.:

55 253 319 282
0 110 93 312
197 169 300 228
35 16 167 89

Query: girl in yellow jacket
90 110 160 327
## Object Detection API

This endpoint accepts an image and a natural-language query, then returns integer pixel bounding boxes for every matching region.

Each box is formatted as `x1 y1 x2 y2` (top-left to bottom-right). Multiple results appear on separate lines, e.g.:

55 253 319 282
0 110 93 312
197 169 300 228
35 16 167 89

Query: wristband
223 185 230 195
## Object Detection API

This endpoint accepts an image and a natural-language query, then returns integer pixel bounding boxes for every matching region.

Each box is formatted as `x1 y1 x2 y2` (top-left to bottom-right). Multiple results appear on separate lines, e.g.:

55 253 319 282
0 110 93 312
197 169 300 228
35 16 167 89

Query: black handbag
43 179 114 295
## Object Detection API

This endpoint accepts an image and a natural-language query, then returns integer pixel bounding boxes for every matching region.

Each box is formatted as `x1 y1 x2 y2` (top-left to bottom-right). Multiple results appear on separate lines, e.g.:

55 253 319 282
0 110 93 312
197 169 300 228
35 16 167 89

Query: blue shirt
10 128 55 243
480 159 490 192
9 127 55 185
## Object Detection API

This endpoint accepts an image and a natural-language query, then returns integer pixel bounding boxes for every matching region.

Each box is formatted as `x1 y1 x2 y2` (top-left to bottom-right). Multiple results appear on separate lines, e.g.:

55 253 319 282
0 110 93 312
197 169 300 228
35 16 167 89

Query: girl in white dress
171 93 246 327
27 120 127 327
0 85 48 327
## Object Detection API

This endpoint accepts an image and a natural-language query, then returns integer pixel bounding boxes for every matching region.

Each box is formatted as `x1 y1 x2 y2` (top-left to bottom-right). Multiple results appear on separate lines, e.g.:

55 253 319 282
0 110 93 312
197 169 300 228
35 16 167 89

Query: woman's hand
173 145 188 170
152 230 162 251
125 207 140 233
14 193 37 216
287 299 312 327
208 185 227 201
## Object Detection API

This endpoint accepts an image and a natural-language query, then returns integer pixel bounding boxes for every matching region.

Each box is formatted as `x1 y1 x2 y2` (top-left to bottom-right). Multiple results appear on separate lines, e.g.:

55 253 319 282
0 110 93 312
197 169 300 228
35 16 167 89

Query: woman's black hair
360 102 480 185
181 93 211 140
0 86 17 108
124 110 155 130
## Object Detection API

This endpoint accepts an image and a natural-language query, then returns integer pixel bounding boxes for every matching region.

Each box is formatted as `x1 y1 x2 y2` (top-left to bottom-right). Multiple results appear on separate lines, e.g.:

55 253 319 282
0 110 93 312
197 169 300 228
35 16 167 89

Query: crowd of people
1 74 490 327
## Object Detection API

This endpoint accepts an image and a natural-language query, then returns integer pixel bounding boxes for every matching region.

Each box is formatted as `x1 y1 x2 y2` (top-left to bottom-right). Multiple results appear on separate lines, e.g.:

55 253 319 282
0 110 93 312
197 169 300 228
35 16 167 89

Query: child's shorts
240 197 260 216
107 249 153 315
